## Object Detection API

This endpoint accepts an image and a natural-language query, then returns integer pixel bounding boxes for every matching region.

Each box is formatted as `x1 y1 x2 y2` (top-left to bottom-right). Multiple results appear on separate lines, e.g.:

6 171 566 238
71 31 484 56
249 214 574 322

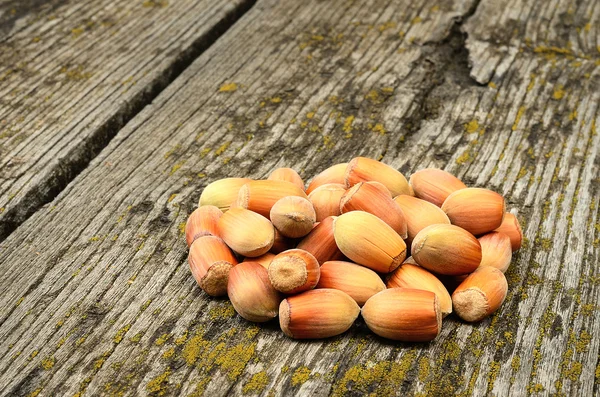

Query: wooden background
0 0 598 396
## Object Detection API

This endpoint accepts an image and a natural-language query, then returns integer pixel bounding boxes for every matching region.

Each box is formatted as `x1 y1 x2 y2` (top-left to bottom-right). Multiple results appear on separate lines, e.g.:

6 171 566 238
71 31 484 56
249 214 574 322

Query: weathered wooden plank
464 0 600 83
0 0 598 396
0 0 255 241
0 0 68 39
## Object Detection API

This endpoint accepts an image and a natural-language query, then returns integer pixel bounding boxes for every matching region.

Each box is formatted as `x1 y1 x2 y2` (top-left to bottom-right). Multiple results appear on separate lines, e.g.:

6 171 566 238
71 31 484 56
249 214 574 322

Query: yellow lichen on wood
332 350 417 396
142 0 169 7
209 301 235 320
71 27 84 38
188 377 212 397
418 357 430 382
456 148 471 165
27 388 42 397
371 123 386 135
552 85 565 100
219 83 238 92
291 366 311 386
130 332 144 343
162 348 176 360
243 371 269 394
215 342 257 380
322 135 335 150
487 361 501 392
155 333 171 346
215 142 231 156
244 326 259 339
41 356 55 370
182 333 210 366
512 106 526 131
169 163 183 175
465 119 479 133
343 116 354 135
146 369 171 395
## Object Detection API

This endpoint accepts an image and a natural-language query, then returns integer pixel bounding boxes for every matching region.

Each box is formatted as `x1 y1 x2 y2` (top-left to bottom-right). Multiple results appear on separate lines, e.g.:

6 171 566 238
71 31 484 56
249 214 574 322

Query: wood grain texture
0 0 255 241
464 0 600 83
0 0 599 396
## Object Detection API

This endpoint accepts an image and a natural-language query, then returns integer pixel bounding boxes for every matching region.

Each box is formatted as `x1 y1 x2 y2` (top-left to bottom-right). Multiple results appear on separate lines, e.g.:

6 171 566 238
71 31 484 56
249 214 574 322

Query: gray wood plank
0 0 255 241
464 0 600 83
0 0 598 396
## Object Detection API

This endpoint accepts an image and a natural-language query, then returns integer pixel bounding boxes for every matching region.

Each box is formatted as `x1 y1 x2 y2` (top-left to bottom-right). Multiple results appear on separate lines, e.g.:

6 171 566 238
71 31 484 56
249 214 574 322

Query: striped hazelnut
188 236 238 296
365 181 392 198
185 205 222 246
412 224 481 275
478 232 512 273
199 178 251 211
333 211 406 273
340 182 408 238
345 157 411 196
218 207 275 257
387 264 452 316
296 216 345 264
228 262 281 322
268 167 305 191
493 212 523 251
317 261 386 306
279 289 360 339
308 183 346 222
452 266 508 322
441 188 505 235
306 163 348 194
268 249 320 294
236 180 307 218
409 168 466 207
362 288 441 342
393 195 450 244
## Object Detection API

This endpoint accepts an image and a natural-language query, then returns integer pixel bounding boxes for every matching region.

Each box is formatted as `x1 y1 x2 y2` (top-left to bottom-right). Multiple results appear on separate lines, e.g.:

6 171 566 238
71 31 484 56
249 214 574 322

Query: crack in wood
0 0 257 244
